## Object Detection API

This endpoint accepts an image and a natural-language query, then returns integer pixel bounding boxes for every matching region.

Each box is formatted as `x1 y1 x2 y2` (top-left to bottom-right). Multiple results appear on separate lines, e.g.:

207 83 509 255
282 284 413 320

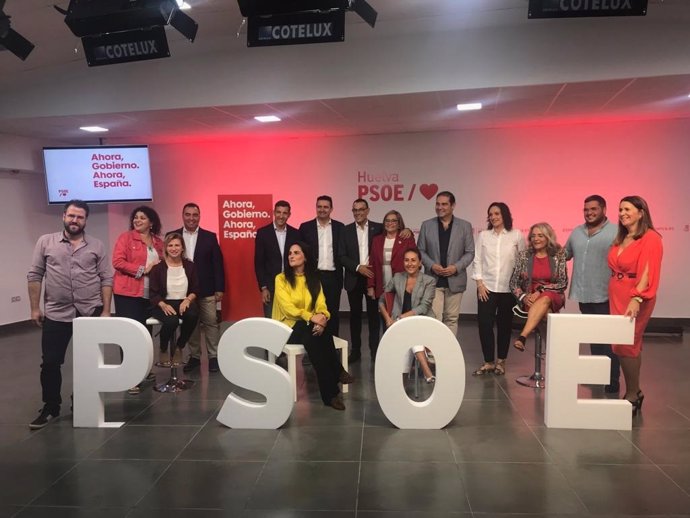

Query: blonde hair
164 232 186 259
528 222 561 256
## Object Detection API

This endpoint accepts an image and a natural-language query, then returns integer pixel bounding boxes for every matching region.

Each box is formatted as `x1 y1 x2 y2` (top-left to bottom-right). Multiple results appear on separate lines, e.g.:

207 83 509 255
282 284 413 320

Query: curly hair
129 205 162 235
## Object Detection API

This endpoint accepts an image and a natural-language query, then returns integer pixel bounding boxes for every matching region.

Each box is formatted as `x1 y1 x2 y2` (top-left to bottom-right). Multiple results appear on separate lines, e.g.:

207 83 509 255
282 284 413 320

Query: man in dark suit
254 200 300 318
299 195 344 338
338 198 383 363
170 203 226 373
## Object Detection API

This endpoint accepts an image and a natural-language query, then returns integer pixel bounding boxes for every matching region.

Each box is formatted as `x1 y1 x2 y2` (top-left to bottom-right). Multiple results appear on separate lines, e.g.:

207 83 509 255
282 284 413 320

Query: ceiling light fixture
254 115 281 123
456 103 483 112
79 126 109 133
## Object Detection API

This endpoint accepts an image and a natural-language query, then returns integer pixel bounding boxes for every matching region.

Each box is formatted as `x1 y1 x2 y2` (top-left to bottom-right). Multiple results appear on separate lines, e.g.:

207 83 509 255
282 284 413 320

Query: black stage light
237 0 377 27
60 0 198 42
0 0 35 60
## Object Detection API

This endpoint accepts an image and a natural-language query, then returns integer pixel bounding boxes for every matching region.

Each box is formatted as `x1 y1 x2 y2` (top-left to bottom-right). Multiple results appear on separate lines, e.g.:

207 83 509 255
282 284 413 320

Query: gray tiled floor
1 319 689 517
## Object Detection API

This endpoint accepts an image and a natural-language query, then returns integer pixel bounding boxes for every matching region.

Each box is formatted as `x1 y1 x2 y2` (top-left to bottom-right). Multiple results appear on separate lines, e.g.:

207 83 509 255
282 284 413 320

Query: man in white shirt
170 203 226 373
338 199 383 362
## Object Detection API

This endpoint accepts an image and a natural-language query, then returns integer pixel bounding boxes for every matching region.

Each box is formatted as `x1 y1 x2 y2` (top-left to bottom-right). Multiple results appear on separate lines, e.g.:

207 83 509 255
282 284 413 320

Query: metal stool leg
413 355 421 399
516 328 545 389
154 324 195 393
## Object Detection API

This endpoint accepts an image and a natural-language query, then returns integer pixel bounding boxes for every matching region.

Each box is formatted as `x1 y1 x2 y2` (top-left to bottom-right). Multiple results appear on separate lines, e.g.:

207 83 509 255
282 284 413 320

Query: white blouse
166 265 189 300
472 228 526 293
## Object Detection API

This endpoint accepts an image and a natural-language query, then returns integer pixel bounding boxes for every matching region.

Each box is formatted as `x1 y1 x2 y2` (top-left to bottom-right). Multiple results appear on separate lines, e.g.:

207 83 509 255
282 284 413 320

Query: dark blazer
170 227 225 298
338 220 384 292
149 259 200 307
254 223 300 293
299 218 345 288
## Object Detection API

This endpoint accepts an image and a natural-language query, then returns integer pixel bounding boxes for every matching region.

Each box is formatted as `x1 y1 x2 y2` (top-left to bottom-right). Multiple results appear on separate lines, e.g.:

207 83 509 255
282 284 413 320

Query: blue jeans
579 301 620 389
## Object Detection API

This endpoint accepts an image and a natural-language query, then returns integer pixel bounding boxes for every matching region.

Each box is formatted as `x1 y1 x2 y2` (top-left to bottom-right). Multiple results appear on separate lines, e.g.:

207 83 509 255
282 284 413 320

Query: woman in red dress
509 222 568 351
608 195 663 416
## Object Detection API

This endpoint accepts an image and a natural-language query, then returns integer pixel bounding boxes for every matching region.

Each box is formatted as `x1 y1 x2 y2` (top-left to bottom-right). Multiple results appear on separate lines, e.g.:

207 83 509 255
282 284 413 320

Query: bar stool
408 348 434 399
516 326 545 389
410 355 423 399
511 303 547 388
146 317 195 393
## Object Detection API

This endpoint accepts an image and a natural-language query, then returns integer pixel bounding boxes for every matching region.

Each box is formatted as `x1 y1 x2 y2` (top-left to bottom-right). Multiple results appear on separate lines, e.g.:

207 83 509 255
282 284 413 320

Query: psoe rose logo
58 189 69 197
357 170 438 202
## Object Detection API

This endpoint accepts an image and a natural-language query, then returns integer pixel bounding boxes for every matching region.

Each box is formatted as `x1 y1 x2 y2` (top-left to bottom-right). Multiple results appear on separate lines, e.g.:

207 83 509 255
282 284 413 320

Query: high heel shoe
626 390 645 417
513 335 527 352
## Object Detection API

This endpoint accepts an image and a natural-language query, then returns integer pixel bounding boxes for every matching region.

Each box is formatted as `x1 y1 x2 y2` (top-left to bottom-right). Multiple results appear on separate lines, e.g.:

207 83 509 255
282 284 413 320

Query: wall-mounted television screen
43 145 153 204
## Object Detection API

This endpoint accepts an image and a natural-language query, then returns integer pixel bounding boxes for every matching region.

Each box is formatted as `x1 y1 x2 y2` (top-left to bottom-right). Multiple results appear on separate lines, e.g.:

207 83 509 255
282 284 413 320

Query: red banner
218 194 273 321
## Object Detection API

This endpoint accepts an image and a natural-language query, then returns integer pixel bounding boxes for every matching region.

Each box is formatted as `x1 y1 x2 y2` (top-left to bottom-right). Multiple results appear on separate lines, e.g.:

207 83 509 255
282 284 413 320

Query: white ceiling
2 0 690 143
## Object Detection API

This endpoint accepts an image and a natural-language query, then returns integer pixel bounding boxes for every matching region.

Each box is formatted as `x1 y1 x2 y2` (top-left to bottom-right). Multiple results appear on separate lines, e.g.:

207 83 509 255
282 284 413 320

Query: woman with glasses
367 210 417 324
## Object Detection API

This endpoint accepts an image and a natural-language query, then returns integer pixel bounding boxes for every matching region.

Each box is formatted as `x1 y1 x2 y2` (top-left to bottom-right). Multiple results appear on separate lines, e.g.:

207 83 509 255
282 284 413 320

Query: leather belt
611 271 636 280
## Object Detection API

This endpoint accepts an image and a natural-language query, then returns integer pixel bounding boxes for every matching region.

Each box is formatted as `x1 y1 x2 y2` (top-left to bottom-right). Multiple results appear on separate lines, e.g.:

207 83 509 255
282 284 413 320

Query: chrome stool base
154 378 195 393
516 328 546 389
154 357 194 393
516 373 545 389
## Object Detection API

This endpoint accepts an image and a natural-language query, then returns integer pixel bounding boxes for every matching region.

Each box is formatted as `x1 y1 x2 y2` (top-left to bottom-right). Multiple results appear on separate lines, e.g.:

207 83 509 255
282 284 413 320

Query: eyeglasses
384 219 399 224
352 208 367 213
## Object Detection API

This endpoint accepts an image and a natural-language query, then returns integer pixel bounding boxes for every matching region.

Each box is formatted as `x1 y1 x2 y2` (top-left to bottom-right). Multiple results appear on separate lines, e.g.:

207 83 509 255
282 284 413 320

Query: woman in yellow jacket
273 241 354 410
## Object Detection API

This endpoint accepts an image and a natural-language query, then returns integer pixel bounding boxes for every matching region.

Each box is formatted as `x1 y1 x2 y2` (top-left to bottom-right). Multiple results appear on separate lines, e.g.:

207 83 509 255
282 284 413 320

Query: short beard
63 222 84 236
586 216 605 228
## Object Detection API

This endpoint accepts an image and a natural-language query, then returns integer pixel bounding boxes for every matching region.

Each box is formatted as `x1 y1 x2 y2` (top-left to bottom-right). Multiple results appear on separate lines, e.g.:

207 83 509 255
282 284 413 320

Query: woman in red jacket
367 210 417 313
112 205 164 394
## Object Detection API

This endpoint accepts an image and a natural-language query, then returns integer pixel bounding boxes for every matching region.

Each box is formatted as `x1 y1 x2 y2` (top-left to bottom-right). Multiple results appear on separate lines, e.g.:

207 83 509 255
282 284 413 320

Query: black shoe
183 356 201 373
208 357 220 373
29 406 59 430
348 350 361 364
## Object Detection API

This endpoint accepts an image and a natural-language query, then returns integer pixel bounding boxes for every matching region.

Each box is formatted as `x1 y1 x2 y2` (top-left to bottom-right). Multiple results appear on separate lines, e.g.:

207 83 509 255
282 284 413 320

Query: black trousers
288 320 343 405
40 306 102 411
477 291 515 362
319 270 342 338
263 288 274 319
579 301 621 388
347 279 379 356
114 294 152 362
114 294 151 327
151 299 200 352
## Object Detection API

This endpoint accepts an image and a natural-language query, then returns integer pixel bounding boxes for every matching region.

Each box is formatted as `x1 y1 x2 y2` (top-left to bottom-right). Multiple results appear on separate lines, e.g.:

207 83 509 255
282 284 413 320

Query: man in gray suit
417 191 475 337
